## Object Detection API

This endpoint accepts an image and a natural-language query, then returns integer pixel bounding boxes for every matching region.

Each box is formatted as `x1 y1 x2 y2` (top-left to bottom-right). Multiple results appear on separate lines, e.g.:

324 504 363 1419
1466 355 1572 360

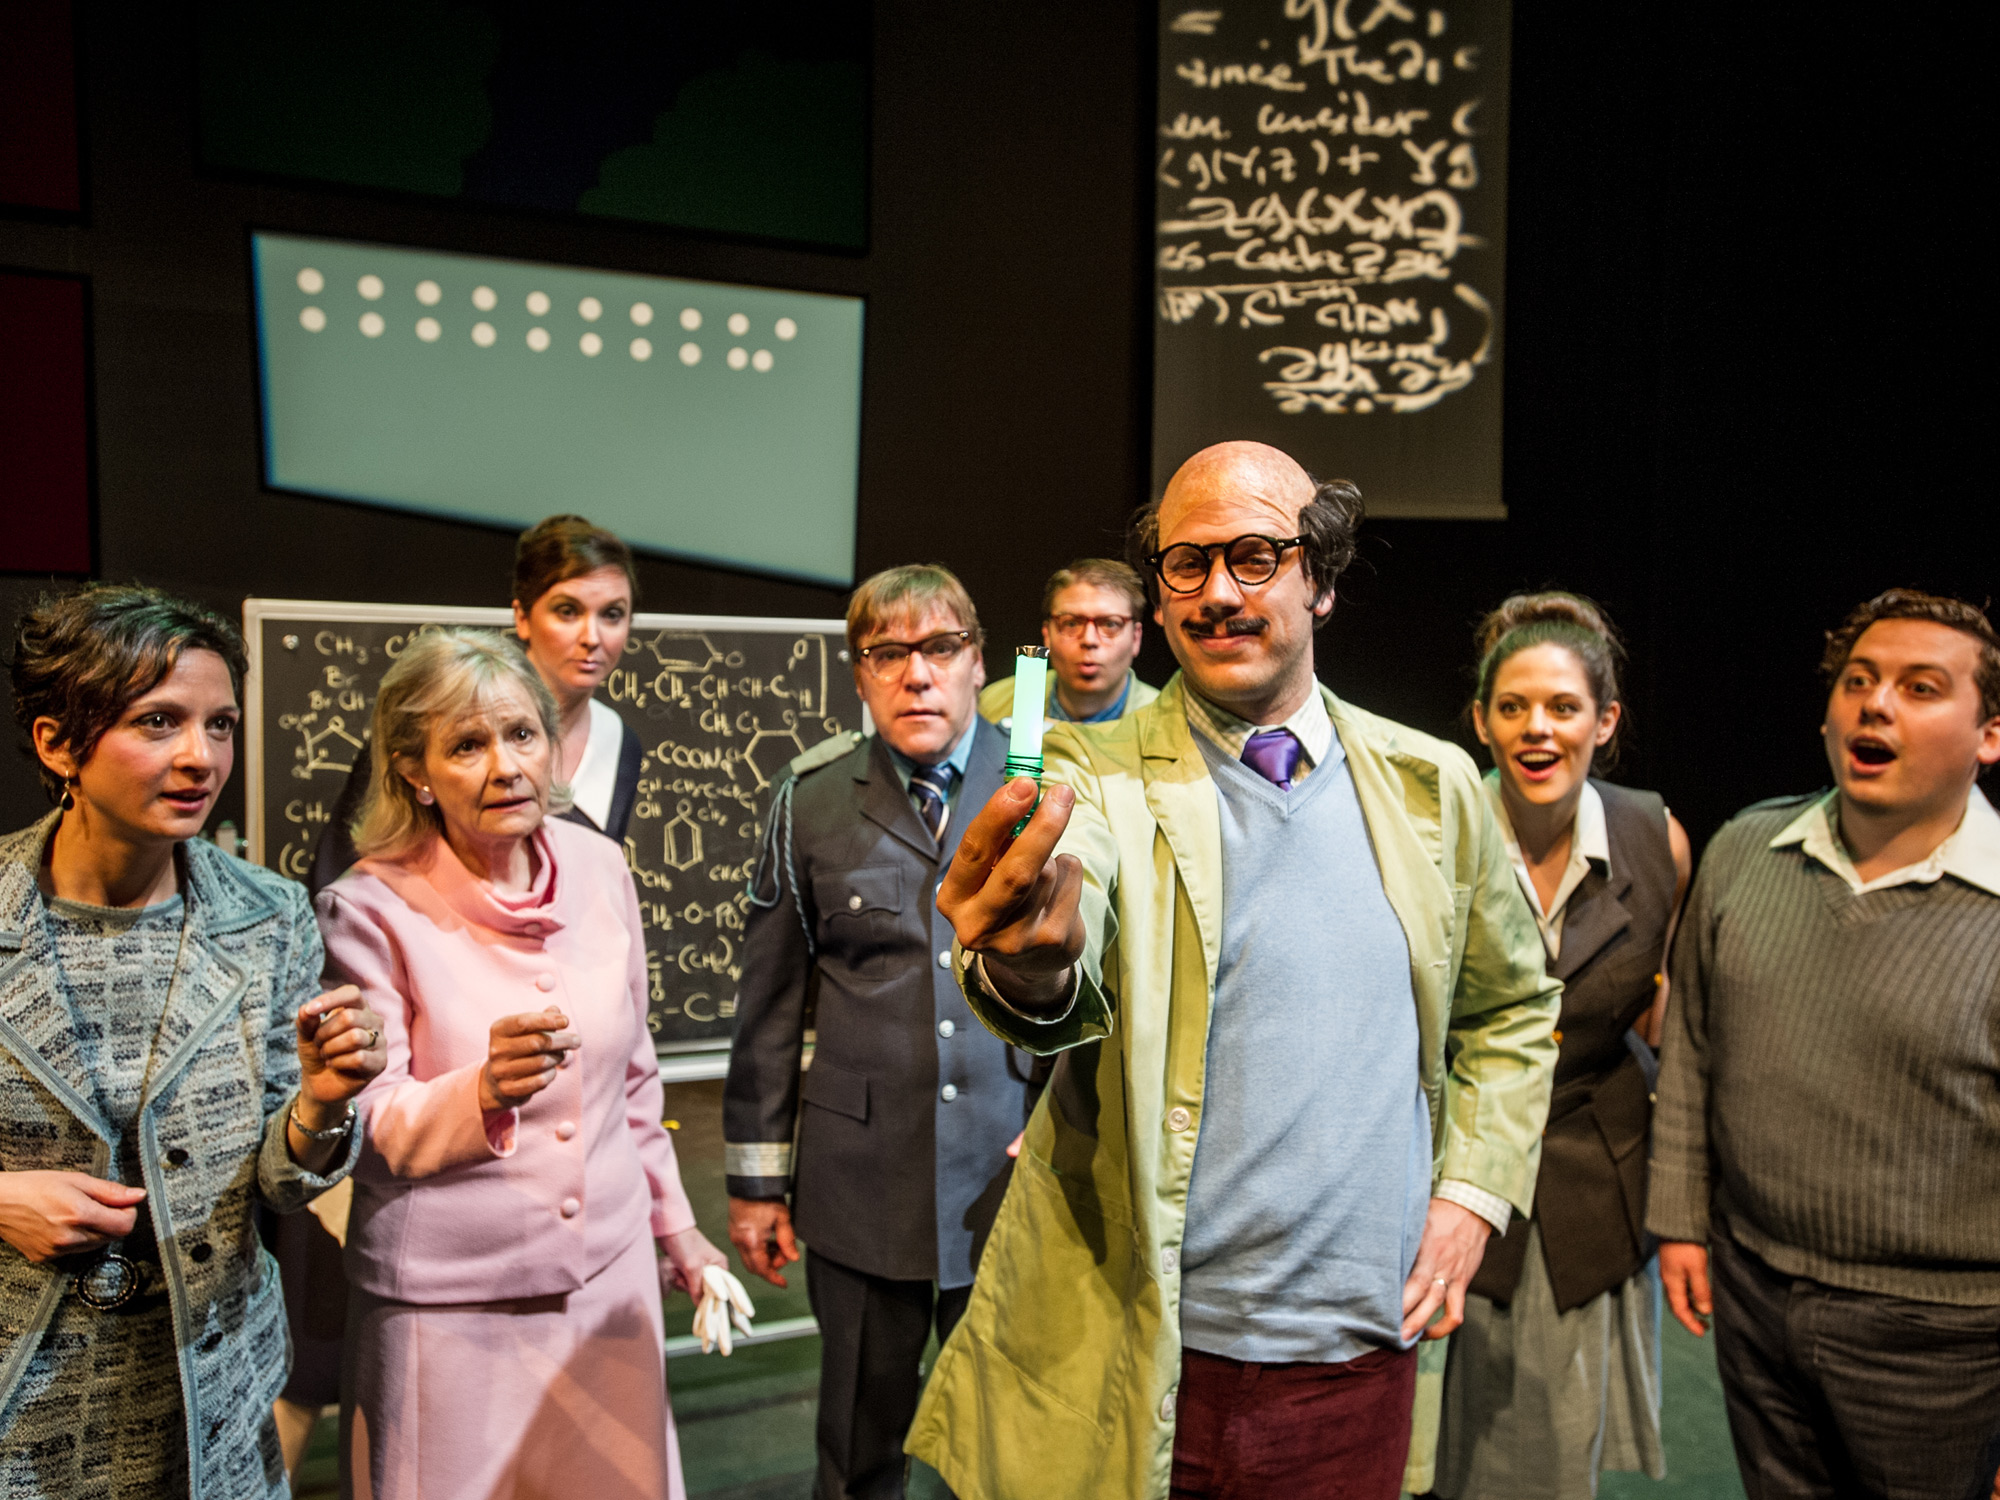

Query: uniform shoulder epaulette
788 730 864 777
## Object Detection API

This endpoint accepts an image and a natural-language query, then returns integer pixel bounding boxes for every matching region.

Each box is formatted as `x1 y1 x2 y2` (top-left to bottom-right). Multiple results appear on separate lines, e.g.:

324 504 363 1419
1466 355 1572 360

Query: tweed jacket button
189 1243 213 1264
1166 1106 1192 1132
165 1147 190 1167
560 1198 581 1219
556 1121 578 1141
536 973 557 992
937 1019 955 1038
940 1084 958 1102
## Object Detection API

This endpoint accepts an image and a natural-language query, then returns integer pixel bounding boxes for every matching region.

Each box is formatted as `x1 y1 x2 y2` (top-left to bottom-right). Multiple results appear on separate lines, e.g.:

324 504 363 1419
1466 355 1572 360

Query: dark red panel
0 272 91 573
0 0 82 214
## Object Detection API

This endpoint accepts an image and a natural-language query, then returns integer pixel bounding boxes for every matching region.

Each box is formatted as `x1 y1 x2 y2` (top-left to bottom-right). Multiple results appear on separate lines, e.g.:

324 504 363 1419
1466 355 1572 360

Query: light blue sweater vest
1180 729 1433 1364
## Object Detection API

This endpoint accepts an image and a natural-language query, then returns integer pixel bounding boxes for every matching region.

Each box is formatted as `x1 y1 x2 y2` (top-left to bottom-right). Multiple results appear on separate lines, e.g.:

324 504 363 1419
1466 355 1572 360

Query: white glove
692 1264 757 1356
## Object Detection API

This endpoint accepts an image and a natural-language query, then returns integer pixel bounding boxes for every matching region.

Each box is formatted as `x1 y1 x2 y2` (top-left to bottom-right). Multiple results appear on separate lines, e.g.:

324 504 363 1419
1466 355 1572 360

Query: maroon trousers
1170 1345 1418 1500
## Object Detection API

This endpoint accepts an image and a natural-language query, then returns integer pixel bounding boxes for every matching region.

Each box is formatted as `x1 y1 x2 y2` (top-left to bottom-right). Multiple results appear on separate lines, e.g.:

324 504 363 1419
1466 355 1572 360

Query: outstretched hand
936 777 1086 1010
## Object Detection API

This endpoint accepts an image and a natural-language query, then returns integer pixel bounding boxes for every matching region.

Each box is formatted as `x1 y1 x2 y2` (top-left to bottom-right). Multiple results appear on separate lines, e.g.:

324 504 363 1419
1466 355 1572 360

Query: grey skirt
1432 1223 1665 1499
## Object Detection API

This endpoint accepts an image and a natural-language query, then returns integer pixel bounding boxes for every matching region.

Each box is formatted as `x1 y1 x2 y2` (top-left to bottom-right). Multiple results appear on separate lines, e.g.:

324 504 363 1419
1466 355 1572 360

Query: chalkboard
242 600 861 1054
1154 0 1510 518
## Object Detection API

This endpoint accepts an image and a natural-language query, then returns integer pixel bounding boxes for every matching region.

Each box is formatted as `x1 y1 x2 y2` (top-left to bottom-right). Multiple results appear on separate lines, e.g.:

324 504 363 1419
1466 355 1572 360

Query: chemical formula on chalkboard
244 602 860 1052
1153 0 1510 518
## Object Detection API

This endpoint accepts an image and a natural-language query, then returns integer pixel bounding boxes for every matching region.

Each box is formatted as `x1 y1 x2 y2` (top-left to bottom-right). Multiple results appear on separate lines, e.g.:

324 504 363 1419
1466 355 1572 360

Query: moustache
1181 615 1267 639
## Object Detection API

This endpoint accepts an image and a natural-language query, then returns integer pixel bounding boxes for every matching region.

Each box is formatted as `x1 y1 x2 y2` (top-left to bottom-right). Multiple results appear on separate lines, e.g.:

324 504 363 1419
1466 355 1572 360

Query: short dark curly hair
10 584 249 803
1127 474 1364 630
1819 589 2000 724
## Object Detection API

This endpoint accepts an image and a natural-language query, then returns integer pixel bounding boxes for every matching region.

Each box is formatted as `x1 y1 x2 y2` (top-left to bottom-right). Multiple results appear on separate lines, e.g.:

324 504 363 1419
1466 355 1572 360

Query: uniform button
1160 1391 1176 1423
560 1198 581 1219
536 974 557 992
848 894 864 910
556 1121 577 1141
940 1084 959 1102
165 1147 190 1167
1166 1106 1192 1132
938 1019 956 1038
189 1243 213 1264
937 951 952 969
1161 1247 1178 1274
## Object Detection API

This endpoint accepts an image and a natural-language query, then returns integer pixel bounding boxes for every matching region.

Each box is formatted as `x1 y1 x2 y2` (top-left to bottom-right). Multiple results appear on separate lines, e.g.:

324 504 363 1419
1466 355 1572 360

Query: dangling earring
58 779 75 812
417 785 435 806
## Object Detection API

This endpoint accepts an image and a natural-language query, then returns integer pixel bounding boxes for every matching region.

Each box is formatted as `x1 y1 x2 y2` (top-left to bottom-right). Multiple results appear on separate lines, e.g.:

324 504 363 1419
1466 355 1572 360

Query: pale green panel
253 233 864 585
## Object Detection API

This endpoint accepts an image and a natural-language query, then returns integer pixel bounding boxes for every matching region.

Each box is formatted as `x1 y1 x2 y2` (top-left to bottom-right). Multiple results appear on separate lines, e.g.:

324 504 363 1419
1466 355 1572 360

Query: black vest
1471 778 1677 1311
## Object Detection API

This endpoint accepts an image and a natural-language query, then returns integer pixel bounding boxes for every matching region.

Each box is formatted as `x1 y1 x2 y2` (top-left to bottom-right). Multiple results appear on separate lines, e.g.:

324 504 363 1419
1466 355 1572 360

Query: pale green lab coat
906 676 1561 1497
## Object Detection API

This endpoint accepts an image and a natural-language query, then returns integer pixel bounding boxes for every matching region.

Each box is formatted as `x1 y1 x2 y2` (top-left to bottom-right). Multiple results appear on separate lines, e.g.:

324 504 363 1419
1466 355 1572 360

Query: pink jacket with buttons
316 818 694 1304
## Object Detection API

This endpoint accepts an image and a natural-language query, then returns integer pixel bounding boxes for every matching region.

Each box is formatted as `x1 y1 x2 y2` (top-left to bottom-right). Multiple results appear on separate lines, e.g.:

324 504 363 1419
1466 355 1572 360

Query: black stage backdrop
0 3 1987 853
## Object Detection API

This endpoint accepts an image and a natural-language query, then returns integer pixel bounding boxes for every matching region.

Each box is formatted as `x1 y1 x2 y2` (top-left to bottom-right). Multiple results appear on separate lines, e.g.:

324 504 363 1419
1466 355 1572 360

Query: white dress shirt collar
1770 783 2000 898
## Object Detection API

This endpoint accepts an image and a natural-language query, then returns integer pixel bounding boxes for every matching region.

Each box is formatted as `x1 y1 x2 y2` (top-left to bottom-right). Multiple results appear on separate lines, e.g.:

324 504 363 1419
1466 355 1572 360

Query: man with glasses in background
979 558 1159 730
905 442 1560 1499
725 565 1037 1500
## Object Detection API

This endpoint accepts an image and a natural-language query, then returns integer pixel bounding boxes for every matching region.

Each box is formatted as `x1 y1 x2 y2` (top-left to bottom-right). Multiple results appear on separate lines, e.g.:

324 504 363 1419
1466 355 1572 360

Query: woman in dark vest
273 514 645 1477
1433 593 1692 1498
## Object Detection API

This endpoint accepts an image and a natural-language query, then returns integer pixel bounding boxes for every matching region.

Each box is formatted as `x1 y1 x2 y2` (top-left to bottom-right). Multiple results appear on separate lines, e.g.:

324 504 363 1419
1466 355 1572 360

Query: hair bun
1474 591 1614 659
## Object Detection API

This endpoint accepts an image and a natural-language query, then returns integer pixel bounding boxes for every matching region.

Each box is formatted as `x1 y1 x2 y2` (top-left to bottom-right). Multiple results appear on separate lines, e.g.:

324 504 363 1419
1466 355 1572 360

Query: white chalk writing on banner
1158 0 1498 417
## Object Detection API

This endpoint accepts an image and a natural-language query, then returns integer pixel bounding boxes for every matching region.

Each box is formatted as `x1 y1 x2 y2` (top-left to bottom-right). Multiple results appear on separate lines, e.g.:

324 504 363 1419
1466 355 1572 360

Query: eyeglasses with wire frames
853 630 976 680
1145 535 1305 595
1046 613 1134 640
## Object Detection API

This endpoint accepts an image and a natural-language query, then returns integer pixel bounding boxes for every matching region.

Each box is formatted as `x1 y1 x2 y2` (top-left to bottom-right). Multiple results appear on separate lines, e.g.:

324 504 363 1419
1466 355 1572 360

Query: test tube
1004 646 1049 780
1004 646 1049 834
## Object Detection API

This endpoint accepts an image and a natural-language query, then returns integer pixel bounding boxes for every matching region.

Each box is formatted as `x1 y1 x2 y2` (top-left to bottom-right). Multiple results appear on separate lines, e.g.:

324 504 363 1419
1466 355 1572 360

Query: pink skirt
342 1230 683 1500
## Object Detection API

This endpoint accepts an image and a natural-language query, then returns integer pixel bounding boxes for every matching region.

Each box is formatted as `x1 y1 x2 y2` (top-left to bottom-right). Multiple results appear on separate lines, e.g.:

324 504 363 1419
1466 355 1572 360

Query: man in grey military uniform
725 564 1037 1500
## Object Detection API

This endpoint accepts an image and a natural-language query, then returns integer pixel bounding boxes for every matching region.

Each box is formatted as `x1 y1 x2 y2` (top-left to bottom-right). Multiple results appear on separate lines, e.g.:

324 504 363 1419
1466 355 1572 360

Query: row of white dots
294 267 796 340
297 306 777 368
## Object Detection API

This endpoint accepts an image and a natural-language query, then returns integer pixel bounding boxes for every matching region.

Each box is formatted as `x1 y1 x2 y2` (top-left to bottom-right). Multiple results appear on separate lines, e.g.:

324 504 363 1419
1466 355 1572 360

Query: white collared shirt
1483 773 1610 962
1769 784 2000 898
1183 685 1335 783
567 697 626 832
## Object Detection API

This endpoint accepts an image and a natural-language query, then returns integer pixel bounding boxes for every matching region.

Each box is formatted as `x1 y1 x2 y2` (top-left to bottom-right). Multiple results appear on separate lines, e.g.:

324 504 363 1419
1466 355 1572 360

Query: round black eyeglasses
1146 535 1305 595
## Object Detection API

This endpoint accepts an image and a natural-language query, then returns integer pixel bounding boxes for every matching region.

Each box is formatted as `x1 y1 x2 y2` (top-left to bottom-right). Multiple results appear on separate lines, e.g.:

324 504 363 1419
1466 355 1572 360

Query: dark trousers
806 1248 970 1500
1710 1227 2000 1500
1170 1344 1418 1500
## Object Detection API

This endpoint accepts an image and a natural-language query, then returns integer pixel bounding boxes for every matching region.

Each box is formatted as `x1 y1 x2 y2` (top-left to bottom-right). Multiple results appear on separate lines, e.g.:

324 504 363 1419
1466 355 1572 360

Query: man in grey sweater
1649 589 2000 1500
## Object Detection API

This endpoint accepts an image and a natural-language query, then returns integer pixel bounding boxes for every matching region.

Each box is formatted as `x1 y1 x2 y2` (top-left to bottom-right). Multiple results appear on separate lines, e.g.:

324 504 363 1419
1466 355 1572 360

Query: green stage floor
298 1314 1742 1498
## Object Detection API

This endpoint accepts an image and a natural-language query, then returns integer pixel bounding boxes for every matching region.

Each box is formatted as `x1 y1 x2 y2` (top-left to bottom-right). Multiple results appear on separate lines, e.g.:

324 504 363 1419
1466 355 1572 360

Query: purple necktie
1241 728 1303 790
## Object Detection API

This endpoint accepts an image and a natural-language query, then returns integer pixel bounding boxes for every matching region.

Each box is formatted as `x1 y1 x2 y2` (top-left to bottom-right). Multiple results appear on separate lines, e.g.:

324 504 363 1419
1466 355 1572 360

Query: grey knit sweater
1648 795 2000 1305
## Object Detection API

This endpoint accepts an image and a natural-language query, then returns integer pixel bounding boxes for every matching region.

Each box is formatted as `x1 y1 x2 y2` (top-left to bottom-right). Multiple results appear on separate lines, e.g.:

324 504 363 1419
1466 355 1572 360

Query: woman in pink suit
317 627 726 1500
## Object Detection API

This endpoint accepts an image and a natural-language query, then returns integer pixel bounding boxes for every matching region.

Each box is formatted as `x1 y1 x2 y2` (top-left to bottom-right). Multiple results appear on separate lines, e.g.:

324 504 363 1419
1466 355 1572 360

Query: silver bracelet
289 1099 356 1142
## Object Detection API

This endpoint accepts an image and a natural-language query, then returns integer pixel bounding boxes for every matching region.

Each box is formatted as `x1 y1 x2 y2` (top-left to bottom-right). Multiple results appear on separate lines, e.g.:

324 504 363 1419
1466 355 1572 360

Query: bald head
1158 441 1316 545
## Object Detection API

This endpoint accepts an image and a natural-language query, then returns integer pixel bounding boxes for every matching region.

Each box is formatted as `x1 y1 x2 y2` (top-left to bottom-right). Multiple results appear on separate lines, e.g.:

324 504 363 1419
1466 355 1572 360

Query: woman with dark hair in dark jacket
1432 592 1693 1498
0 584 383 1499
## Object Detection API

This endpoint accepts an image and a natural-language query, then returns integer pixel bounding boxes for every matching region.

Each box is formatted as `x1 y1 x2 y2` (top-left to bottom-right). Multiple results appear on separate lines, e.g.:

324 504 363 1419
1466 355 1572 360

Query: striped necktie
909 763 955 843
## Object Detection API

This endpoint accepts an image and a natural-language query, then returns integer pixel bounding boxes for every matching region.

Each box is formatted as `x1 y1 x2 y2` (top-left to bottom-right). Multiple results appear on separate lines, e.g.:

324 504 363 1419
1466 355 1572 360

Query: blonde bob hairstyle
351 627 570 861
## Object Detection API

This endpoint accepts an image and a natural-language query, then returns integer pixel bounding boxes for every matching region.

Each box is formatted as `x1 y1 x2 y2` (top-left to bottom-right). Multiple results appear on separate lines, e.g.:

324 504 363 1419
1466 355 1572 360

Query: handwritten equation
252 610 857 1047
1158 0 1503 417
612 627 854 1041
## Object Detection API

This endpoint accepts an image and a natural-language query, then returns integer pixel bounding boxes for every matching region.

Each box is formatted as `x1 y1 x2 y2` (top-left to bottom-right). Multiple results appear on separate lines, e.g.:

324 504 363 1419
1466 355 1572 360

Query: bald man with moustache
904 443 1561 1499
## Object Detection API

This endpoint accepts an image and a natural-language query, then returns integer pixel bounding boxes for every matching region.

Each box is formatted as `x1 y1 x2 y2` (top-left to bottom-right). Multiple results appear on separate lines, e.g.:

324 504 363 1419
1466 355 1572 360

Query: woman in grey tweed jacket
0 586 385 1500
